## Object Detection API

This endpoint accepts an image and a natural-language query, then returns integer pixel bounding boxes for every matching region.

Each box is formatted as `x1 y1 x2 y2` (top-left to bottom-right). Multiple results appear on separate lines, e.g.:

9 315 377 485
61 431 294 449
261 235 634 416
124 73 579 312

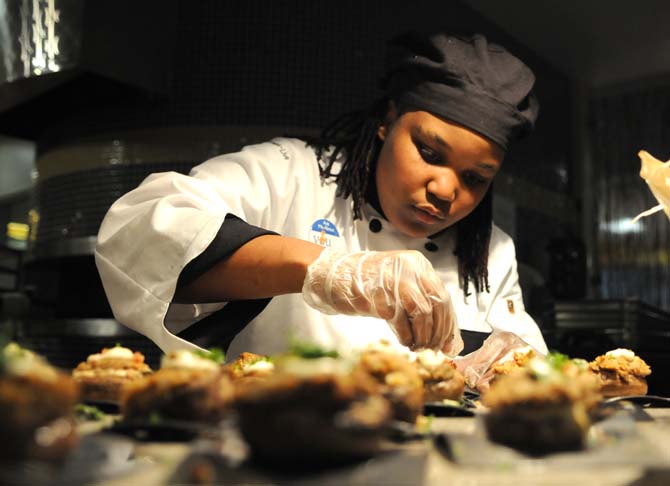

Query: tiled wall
2 0 575 297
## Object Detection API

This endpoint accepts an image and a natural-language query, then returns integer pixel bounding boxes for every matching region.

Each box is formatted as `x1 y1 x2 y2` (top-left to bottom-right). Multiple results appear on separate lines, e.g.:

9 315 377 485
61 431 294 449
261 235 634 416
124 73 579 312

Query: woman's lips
413 206 446 225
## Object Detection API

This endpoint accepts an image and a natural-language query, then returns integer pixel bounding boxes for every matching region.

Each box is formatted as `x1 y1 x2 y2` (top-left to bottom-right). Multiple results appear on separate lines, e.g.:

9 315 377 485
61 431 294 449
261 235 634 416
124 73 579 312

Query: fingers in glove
409 312 431 349
476 368 496 394
430 297 448 350
441 324 464 356
395 281 425 347
388 313 415 348
415 276 452 350
371 286 394 320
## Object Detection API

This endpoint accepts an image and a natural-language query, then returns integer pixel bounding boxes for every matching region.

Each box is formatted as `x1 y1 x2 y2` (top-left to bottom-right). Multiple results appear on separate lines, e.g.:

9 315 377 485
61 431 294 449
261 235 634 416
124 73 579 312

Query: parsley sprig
288 339 339 359
546 351 570 370
193 347 225 364
75 403 106 421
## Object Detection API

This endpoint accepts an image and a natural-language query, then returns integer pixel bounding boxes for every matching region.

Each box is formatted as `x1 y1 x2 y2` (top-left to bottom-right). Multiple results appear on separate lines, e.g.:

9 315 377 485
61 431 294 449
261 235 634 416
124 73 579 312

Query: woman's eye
463 172 487 187
418 144 442 164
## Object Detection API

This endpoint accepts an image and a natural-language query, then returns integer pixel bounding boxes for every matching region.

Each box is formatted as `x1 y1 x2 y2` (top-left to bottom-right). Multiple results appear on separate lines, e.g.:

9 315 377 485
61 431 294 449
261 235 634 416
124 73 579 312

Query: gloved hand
632 150 670 222
455 331 539 393
302 248 463 356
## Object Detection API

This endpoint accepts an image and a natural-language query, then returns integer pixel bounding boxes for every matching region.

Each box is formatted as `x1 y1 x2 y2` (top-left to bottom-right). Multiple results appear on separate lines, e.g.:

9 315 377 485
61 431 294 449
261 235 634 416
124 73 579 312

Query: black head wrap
382 32 539 151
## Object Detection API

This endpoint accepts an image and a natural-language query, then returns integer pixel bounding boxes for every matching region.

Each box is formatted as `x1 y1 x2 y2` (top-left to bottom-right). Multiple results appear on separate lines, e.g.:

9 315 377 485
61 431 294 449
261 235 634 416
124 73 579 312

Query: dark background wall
1 0 574 289
0 0 581 371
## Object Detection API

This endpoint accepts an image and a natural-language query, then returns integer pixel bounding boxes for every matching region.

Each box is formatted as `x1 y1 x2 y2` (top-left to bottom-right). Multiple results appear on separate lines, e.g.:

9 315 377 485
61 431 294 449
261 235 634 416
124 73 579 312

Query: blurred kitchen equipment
548 298 670 396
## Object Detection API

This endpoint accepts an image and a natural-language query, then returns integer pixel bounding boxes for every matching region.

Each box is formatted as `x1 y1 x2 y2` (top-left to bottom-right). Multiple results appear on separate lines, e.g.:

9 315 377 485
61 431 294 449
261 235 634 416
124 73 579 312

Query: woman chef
95 31 548 360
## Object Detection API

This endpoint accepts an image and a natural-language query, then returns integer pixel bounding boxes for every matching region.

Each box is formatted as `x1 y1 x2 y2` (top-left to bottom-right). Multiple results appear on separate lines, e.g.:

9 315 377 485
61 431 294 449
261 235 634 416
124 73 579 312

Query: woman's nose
427 168 457 202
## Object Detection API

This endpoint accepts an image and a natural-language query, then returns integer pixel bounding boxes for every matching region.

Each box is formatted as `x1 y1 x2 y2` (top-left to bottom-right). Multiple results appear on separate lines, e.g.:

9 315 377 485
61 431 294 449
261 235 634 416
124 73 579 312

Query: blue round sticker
310 219 340 247
311 219 340 236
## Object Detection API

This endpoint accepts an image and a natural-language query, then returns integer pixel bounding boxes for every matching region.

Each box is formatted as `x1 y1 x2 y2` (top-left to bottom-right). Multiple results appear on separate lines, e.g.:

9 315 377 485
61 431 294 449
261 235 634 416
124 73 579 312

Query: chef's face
375 104 504 238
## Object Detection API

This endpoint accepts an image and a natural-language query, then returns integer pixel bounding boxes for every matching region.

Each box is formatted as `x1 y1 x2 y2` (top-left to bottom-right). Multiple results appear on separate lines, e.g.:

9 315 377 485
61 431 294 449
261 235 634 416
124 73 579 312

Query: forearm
173 235 325 303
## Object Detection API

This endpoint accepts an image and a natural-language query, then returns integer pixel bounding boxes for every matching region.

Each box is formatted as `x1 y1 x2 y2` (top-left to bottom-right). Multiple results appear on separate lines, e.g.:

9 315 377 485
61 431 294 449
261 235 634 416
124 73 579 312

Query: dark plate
422 401 475 417
602 395 670 408
422 393 479 417
594 400 654 422
82 399 120 414
106 418 212 442
385 420 433 441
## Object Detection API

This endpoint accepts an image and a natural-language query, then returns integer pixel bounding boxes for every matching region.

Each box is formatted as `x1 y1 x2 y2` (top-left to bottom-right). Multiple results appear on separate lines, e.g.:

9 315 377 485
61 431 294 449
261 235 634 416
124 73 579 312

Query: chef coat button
424 242 439 252
369 219 382 233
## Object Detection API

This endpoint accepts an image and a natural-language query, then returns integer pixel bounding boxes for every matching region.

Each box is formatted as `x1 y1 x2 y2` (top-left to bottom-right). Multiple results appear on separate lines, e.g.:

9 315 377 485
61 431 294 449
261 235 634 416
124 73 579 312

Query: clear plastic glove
632 150 670 222
454 330 541 393
302 248 463 356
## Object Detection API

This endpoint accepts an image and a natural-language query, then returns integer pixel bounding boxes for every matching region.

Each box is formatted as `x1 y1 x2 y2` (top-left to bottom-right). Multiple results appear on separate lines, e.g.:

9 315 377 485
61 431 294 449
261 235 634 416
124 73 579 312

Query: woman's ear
378 100 398 141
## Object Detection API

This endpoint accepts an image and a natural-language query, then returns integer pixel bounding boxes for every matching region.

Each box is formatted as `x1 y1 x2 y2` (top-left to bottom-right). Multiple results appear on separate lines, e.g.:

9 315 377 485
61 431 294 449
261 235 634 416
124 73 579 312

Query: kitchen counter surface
75 408 670 486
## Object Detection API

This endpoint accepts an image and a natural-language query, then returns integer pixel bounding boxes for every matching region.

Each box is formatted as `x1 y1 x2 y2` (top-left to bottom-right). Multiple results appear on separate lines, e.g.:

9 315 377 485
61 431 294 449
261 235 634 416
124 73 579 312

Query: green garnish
496 461 514 472
75 403 106 421
546 351 570 370
194 347 225 364
529 351 591 381
1 342 33 374
418 414 434 435
288 339 339 359
149 411 163 425
231 355 272 372
250 355 272 365
571 358 589 370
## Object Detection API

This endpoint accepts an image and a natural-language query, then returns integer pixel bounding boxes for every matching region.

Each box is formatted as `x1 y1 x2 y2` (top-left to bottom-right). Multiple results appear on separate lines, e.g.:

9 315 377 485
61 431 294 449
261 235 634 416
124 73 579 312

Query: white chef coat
95 137 548 358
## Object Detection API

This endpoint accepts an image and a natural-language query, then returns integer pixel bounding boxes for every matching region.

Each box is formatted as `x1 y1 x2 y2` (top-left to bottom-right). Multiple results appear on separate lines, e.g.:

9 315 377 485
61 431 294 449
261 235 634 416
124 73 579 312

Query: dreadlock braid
311 99 388 219
308 98 492 294
454 189 492 296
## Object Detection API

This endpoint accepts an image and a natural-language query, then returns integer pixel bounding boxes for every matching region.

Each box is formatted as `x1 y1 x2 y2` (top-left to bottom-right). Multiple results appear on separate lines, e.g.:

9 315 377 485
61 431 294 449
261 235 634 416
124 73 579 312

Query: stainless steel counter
80 409 670 486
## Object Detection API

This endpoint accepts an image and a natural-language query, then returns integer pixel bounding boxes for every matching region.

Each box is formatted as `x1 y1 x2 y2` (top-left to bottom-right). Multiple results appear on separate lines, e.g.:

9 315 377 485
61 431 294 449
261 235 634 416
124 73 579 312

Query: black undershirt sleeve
174 214 278 351
177 213 278 288
460 330 491 356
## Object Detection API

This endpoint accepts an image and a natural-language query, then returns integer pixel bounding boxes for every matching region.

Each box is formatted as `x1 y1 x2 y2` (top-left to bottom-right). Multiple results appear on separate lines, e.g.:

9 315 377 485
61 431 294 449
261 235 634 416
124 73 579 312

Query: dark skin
174 104 503 351
375 103 503 239
174 234 323 303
